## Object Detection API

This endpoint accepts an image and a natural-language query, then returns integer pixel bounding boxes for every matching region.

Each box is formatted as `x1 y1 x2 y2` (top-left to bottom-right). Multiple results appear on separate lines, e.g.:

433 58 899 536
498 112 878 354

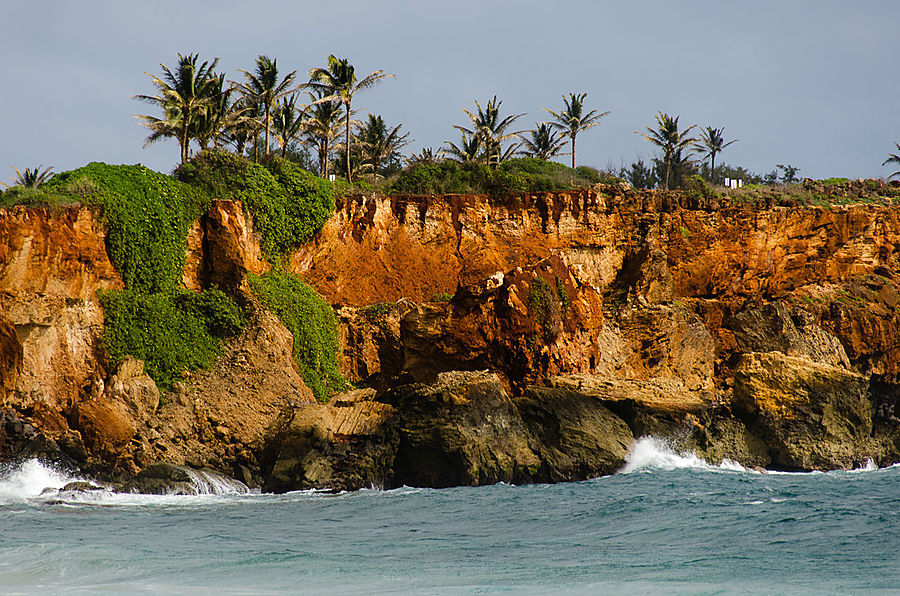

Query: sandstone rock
69 398 136 461
730 301 849 368
549 374 713 414
516 387 633 481
379 371 540 487
398 257 604 391
733 352 874 470
0 313 22 402
261 396 398 492
183 200 268 292
104 357 160 421
338 300 415 391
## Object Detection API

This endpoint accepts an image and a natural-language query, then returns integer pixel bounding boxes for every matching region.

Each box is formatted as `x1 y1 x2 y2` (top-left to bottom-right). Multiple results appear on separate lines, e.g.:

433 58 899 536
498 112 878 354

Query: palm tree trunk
571 135 576 169
665 156 671 189
345 100 352 183
264 104 270 156
711 152 717 182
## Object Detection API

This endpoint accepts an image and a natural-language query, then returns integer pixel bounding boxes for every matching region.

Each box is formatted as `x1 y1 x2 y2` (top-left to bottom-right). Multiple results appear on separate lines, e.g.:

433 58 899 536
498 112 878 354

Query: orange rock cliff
4 184 900 490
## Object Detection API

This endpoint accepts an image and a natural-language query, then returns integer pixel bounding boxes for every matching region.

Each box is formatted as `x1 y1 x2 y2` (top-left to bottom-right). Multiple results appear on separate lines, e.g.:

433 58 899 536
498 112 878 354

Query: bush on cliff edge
174 150 334 259
249 270 349 402
43 163 245 390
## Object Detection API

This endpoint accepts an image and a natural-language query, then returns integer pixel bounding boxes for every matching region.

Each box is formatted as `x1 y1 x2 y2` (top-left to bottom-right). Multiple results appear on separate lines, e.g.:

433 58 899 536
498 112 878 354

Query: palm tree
133 53 220 164
454 95 524 168
237 55 297 156
544 93 609 169
698 126 738 180
302 89 345 178
442 131 482 164
8 166 54 188
636 112 698 189
272 94 306 158
883 142 900 181
307 55 394 182
193 73 245 150
354 114 412 178
521 122 566 160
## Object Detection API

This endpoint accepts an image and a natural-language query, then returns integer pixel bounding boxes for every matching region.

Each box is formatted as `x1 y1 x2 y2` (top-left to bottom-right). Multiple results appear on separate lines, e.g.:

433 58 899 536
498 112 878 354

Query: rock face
733 352 873 470
6 185 900 487
381 371 541 487
262 389 398 492
516 387 633 482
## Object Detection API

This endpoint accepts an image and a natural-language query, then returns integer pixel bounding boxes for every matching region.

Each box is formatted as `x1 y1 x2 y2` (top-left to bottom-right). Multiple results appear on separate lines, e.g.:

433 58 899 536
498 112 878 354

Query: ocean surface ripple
2 437 898 595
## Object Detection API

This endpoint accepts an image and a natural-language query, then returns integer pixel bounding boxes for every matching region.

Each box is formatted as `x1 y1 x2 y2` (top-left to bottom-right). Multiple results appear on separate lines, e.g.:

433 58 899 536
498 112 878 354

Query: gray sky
3 0 899 182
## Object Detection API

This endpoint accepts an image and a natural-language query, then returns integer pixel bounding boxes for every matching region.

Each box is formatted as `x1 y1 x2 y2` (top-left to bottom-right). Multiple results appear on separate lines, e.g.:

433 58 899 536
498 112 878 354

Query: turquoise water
2 438 899 595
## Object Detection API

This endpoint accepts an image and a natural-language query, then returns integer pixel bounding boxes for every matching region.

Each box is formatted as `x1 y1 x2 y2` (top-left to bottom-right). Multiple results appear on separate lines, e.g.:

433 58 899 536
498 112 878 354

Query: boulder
104 357 160 421
516 387 633 481
380 371 540 487
262 391 398 493
733 351 874 470
116 462 196 494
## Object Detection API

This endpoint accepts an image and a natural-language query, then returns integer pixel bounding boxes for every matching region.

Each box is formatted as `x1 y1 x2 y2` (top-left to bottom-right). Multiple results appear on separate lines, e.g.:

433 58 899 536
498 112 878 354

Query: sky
3 0 899 183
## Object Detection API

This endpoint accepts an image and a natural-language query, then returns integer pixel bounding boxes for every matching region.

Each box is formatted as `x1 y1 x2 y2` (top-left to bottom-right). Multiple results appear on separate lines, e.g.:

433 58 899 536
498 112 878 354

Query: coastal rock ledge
5 188 900 490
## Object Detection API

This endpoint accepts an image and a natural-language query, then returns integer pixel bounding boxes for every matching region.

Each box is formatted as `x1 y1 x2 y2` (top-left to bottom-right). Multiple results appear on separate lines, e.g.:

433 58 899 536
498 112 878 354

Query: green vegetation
450 95 524 169
391 157 613 196
48 163 205 293
174 150 334 259
100 288 244 390
528 276 562 342
308 55 394 182
884 142 900 181
637 112 698 190
38 162 246 389
249 270 349 402
697 127 738 175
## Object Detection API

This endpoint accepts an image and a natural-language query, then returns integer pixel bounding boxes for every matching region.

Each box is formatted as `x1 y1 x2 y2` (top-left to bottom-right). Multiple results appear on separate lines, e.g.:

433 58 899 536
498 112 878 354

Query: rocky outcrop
516 387 633 482
262 389 398 492
7 185 900 488
732 352 874 470
380 371 540 487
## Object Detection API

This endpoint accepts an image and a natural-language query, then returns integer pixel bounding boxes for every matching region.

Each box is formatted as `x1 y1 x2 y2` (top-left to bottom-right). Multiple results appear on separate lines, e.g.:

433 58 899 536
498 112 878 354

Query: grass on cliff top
388 157 614 196
249 269 349 403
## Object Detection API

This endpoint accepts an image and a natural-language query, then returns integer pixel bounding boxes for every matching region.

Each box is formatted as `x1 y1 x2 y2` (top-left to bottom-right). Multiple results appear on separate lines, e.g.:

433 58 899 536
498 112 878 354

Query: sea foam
0 459 81 502
619 436 750 474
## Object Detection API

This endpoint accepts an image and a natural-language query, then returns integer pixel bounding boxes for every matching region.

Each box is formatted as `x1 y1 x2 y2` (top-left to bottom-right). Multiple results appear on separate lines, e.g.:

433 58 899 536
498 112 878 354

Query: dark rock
61 481 104 492
261 395 399 493
116 462 197 495
730 302 849 367
379 371 540 487
516 387 633 481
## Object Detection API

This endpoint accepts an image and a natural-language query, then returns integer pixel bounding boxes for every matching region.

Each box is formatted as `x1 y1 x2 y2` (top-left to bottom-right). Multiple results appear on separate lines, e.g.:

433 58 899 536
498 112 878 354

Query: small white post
724 177 731 188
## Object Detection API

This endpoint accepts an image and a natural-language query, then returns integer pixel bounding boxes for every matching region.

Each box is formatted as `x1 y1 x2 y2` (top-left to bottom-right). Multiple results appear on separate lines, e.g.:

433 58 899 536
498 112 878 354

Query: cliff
4 182 900 490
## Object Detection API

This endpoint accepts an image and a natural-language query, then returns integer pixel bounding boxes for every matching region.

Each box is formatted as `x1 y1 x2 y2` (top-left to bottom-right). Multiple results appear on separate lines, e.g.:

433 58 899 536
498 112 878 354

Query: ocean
1 437 898 595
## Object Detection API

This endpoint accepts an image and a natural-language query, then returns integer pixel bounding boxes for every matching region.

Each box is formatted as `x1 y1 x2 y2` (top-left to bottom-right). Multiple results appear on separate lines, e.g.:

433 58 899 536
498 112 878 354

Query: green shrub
528 276 562 342
173 286 246 337
175 150 334 258
249 270 349 402
46 163 207 294
100 288 244 390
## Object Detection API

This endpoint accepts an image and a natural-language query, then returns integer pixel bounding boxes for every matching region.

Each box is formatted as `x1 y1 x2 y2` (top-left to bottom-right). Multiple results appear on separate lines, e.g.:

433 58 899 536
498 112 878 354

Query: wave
0 459 82 502
619 436 752 474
